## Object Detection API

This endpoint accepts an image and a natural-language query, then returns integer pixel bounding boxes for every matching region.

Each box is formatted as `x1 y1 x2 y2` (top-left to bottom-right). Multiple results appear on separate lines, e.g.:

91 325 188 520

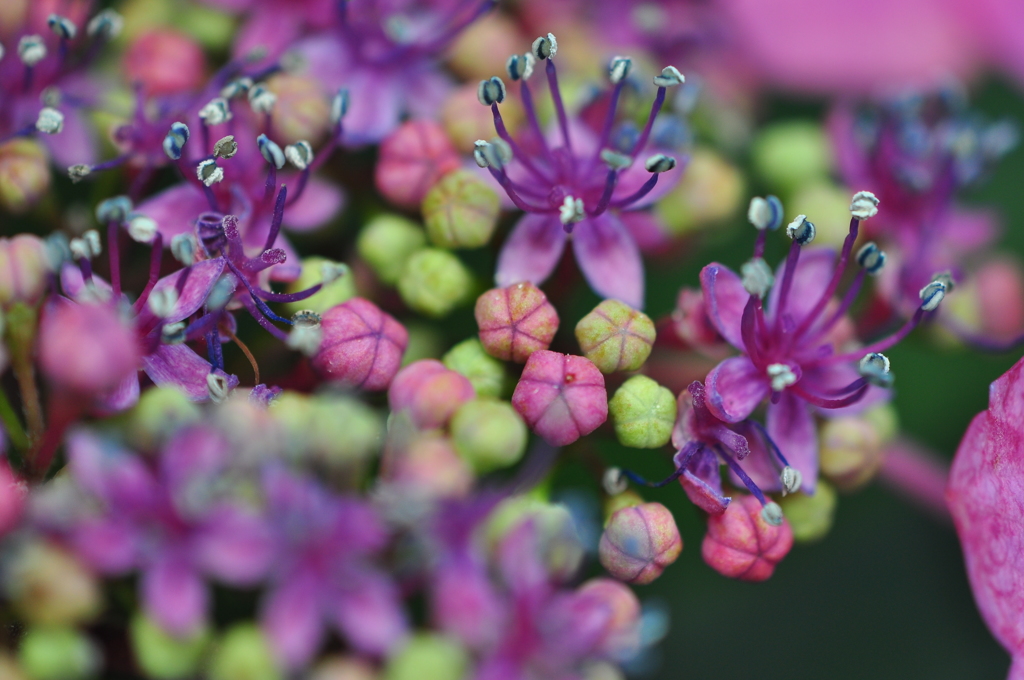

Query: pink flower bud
125 30 206 96
511 351 607 446
598 502 682 585
475 282 559 363
975 258 1024 340
388 360 475 430
38 299 140 396
702 494 793 582
383 433 473 499
0 140 50 214
576 578 642 657
0 459 26 537
313 298 408 391
375 121 460 209
0 234 48 308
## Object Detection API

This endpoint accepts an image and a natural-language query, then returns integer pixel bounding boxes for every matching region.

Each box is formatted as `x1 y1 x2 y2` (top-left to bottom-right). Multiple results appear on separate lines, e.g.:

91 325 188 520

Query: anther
600 149 633 170
531 33 558 60
0 44 5 63
608 56 632 84
83 230 102 258
257 134 285 169
148 288 178 318
284 140 313 170
644 154 676 173
213 136 238 159
206 373 230 403
126 213 158 243
197 159 224 187
330 89 349 126
205 276 235 310
44 233 71 272
652 65 685 87
473 139 511 169
849 190 880 220
96 196 132 224
761 502 784 527
47 15 77 40
919 279 947 311
477 76 506 106
286 310 323 356
932 271 956 293
41 87 61 107
741 257 774 298
858 352 893 388
747 195 783 231
780 466 802 496
855 242 886 275
162 122 190 161
248 84 276 114
505 52 535 81
35 108 64 134
161 322 186 345
603 467 629 495
786 215 816 245
320 261 348 284
18 36 46 67
69 238 91 261
86 10 123 40
559 195 585 225
67 164 92 183
766 363 797 391
220 77 253 100
198 98 232 126
170 234 196 266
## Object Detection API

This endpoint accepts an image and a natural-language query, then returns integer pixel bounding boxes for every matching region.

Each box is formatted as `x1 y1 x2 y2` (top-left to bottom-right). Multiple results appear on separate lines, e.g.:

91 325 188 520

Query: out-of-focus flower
208 624 282 680
450 399 528 473
0 139 50 212
475 281 559 364
130 614 211 680
388 360 476 431
702 493 793 581
0 234 48 308
5 541 102 626
313 298 408 390
124 29 206 96
442 338 509 399
18 626 100 680
512 350 607 446
397 248 473 318
422 169 501 249
598 501 682 584
0 457 27 536
384 633 469 680
357 214 427 285
375 120 461 209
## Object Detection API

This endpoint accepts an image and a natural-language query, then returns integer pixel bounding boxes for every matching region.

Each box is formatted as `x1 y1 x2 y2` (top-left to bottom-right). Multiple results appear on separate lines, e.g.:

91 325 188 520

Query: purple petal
726 423 783 493
678 446 731 514
339 69 405 147
141 344 239 402
96 372 141 414
261 572 325 670
767 392 817 493
705 356 769 423
571 212 644 309
194 505 274 585
767 248 836 328
142 555 208 637
331 571 408 655
283 176 345 231
803 363 889 417
67 430 158 510
43 108 97 167
232 5 303 60
71 519 139 573
143 259 226 325
619 210 672 253
136 183 210 240
496 213 567 289
700 263 748 350
60 263 112 302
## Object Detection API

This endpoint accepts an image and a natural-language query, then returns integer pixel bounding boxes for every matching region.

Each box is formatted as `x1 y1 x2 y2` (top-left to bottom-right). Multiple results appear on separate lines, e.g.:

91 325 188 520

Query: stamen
68 164 92 183
285 141 313 170
919 279 947 311
197 159 224 186
35 108 64 135
741 257 774 298
330 88 349 128
856 242 886 275
849 190 880 220
859 352 893 387
644 154 676 173
220 77 253 100
531 33 558 60
213 136 238 159
126 213 158 243
652 66 685 88
205 276 235 311
747 195 783 231
263 185 288 251
248 83 277 114
87 10 123 40
476 76 506 106
716 445 771 507
162 122 190 160
600 149 632 170
148 288 179 318
608 56 632 84
780 466 802 496
505 52 535 81
286 310 323 356
603 467 629 495
198 98 232 126
44 233 72 272
171 234 197 266
785 215 816 245
257 134 285 169
161 322 186 345
559 195 585 225
761 502 784 526
766 363 798 392
18 36 46 67
206 373 230 403
47 15 77 40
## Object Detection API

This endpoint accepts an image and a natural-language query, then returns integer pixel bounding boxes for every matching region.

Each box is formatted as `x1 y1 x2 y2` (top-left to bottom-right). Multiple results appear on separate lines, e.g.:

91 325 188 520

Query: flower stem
5 304 44 459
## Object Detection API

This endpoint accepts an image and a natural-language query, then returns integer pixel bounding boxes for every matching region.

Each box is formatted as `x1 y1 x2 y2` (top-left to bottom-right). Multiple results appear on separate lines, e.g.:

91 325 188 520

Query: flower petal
331 571 408 655
136 183 210 240
495 213 567 289
705 356 768 423
143 259 227 324
768 247 836 328
283 176 346 231
141 344 239 402
677 445 731 515
194 505 274 585
571 212 644 309
767 391 817 493
141 555 208 637
700 263 748 350
261 572 325 670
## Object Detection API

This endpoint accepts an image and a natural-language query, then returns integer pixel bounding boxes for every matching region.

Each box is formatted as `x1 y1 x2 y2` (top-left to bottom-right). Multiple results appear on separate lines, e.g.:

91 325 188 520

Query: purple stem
814 307 926 367
716 445 769 506
589 170 618 216
490 104 551 183
794 218 860 339
263 185 288 251
772 241 803 333
631 86 667 156
609 173 659 208
545 59 572 151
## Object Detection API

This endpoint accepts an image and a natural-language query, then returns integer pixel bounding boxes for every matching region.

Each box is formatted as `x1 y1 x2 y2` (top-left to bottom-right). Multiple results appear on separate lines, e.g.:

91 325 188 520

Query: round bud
384 634 468 680
312 298 408 391
0 139 50 213
422 170 500 249
442 338 509 398
701 494 793 581
357 214 426 285
265 74 331 144
575 299 655 373
388 360 476 430
608 375 676 449
599 502 682 584
819 415 883 490
283 257 355 315
309 657 377 680
778 480 838 542
375 120 461 209
475 282 559 363
751 121 831 193
19 627 100 680
0 234 48 308
511 351 607 446
451 399 528 473
397 248 473 318
7 542 101 627
127 386 202 451
125 29 206 96
130 614 211 680
208 625 282 680
384 432 473 499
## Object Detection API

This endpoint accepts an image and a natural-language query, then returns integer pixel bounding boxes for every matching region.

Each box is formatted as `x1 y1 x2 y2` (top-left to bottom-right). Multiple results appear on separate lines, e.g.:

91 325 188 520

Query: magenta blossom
478 37 687 308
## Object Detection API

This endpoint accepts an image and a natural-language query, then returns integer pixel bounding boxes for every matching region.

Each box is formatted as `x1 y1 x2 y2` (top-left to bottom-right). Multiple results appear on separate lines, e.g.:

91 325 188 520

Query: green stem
0 387 29 452
5 304 44 462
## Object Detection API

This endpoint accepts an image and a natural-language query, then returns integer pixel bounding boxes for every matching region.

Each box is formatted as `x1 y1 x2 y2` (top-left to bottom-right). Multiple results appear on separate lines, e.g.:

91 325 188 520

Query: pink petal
766 392 817 493
96 372 141 413
767 248 836 329
284 176 345 231
141 343 239 401
331 572 408 655
677 445 731 515
700 263 748 350
43 108 98 167
142 555 208 637
137 184 210 240
571 212 644 309
611 148 685 208
232 6 303 59
495 213 567 289
261 573 325 670
194 506 274 586
143 259 227 324
704 356 768 423
340 69 405 147
619 210 672 253
71 519 139 573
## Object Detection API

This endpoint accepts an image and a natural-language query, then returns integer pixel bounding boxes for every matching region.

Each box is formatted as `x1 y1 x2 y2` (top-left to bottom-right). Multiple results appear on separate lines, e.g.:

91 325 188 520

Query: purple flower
479 42 686 308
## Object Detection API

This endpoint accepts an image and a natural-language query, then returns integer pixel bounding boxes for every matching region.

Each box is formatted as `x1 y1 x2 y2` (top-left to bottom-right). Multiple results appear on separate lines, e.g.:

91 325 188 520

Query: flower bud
670 287 726 352
431 563 502 649
598 502 682 584
309 657 378 680
450 399 527 473
575 299 655 373
512 351 607 446
441 84 523 153
384 634 468 680
0 459 26 537
422 170 500 249
0 139 50 213
604 489 645 519
272 392 383 470
357 214 427 286
778 480 837 543
19 627 101 680
0 234 48 308
127 386 202 451
130 614 210 680
283 257 355 315
265 74 331 144
375 120 461 209
751 120 831 193
6 543 101 626
397 249 472 318
312 299 408 391
608 375 676 449
576 578 642 658
655 149 744 236
818 415 883 490
442 338 509 398
388 360 476 430
125 29 206 96
484 498 584 582
701 494 793 581
475 282 559 363
975 257 1024 340
384 432 473 499
208 625 282 680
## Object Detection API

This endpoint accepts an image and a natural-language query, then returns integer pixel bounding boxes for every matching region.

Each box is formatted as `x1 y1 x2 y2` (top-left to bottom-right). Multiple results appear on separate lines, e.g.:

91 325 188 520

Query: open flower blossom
478 36 686 308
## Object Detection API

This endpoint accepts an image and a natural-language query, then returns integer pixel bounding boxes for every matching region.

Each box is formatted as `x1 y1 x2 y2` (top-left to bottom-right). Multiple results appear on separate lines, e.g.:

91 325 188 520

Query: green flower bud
128 386 202 451
442 338 509 398
283 257 355 315
397 249 472 318
604 489 644 520
608 375 675 449
357 214 427 285
385 634 468 680
208 625 281 680
272 392 383 471
778 480 837 543
7 543 101 627
451 399 527 473
655 148 744 236
575 300 655 373
130 615 210 680
819 415 882 491
422 169 500 249
0 140 51 214
19 627 100 680
402 322 445 366
309 657 378 680
751 120 832 193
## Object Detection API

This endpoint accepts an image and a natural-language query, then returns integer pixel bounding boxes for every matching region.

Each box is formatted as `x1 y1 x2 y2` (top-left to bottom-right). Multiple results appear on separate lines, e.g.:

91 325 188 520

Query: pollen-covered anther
162 122 190 161
47 15 77 40
644 154 676 173
285 140 313 170
477 76 506 106
198 98 232 126
219 77 253 100
780 466 803 496
206 373 230 403
147 288 179 318
609 56 632 84
126 213 158 243
197 159 224 187
766 363 797 391
849 190 880 220
919 279 947 311
83 230 102 258
858 352 893 388
330 89 349 126
67 164 92 183
761 502 785 527
247 84 277 114
18 36 46 66
653 65 685 87
786 215 816 245
68 238 91 262
600 149 633 170
96 196 132 224
741 257 774 298
35 108 64 134
505 52 535 81
170 234 196 266
559 195 585 225
473 139 511 169
856 241 886 275
213 136 238 159
287 310 323 357
531 33 558 60
86 10 123 40
257 134 285 169
747 195 783 231
161 322 186 345
603 467 629 495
